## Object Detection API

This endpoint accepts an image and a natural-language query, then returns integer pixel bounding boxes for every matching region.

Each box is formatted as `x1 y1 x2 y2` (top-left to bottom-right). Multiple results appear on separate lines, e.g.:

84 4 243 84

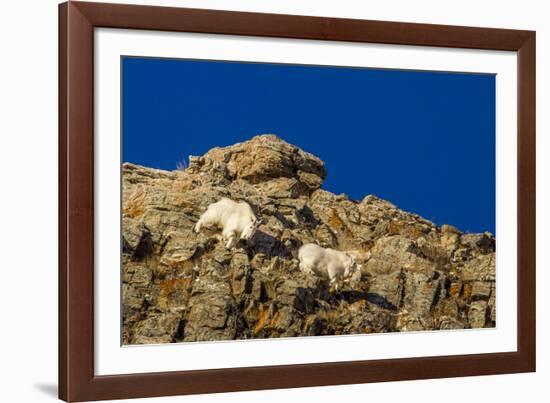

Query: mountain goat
194 198 260 249
298 243 362 290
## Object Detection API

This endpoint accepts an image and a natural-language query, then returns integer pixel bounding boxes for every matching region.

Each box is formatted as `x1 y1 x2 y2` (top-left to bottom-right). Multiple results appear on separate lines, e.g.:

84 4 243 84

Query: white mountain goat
194 198 260 249
298 243 362 290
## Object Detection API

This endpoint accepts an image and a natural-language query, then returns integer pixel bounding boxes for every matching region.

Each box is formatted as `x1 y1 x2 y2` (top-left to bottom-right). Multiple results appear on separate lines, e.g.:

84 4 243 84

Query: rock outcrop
122 134 496 344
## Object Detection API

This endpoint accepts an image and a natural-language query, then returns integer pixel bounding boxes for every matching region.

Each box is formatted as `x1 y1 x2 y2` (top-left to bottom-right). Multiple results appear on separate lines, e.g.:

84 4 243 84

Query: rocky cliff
122 135 496 345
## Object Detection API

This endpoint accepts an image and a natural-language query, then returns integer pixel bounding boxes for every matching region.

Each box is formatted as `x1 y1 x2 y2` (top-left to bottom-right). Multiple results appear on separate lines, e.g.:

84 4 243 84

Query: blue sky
122 57 495 234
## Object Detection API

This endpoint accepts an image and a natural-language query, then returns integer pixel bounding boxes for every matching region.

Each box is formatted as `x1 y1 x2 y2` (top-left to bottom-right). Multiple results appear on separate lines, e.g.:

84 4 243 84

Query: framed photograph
59 1 536 401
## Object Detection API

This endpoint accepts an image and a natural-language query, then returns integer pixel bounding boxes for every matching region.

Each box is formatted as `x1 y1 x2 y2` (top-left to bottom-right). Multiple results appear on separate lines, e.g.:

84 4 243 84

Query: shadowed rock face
122 134 496 344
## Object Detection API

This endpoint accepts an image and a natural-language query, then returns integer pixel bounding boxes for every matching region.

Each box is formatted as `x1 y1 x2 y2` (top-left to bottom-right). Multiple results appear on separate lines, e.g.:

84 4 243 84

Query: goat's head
240 217 261 240
344 254 362 286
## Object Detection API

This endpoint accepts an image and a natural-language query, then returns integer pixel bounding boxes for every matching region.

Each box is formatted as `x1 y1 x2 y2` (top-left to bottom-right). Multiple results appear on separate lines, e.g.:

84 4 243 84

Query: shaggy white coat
194 198 259 249
298 243 361 290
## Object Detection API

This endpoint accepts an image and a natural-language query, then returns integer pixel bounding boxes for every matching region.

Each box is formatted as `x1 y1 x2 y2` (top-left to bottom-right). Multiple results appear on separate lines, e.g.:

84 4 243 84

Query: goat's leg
298 260 308 273
299 260 315 276
194 218 203 233
224 231 238 249
331 278 339 292
327 265 340 292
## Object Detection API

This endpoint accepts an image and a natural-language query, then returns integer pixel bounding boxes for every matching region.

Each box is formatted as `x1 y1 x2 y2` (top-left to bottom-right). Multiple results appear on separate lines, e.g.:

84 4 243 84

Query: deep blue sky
122 57 495 234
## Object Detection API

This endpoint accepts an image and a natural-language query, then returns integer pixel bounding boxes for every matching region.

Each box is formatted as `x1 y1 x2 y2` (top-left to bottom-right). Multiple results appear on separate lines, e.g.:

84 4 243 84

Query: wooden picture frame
59 1 536 401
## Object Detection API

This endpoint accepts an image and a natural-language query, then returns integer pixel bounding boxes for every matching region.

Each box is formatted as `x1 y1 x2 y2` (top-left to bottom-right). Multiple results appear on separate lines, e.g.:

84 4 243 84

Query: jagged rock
122 134 496 344
468 300 489 328
441 224 462 234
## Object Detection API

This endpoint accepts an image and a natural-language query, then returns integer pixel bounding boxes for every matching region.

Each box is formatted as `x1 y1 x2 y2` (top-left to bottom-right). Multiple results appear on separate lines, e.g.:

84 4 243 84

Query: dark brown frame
59 1 536 401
